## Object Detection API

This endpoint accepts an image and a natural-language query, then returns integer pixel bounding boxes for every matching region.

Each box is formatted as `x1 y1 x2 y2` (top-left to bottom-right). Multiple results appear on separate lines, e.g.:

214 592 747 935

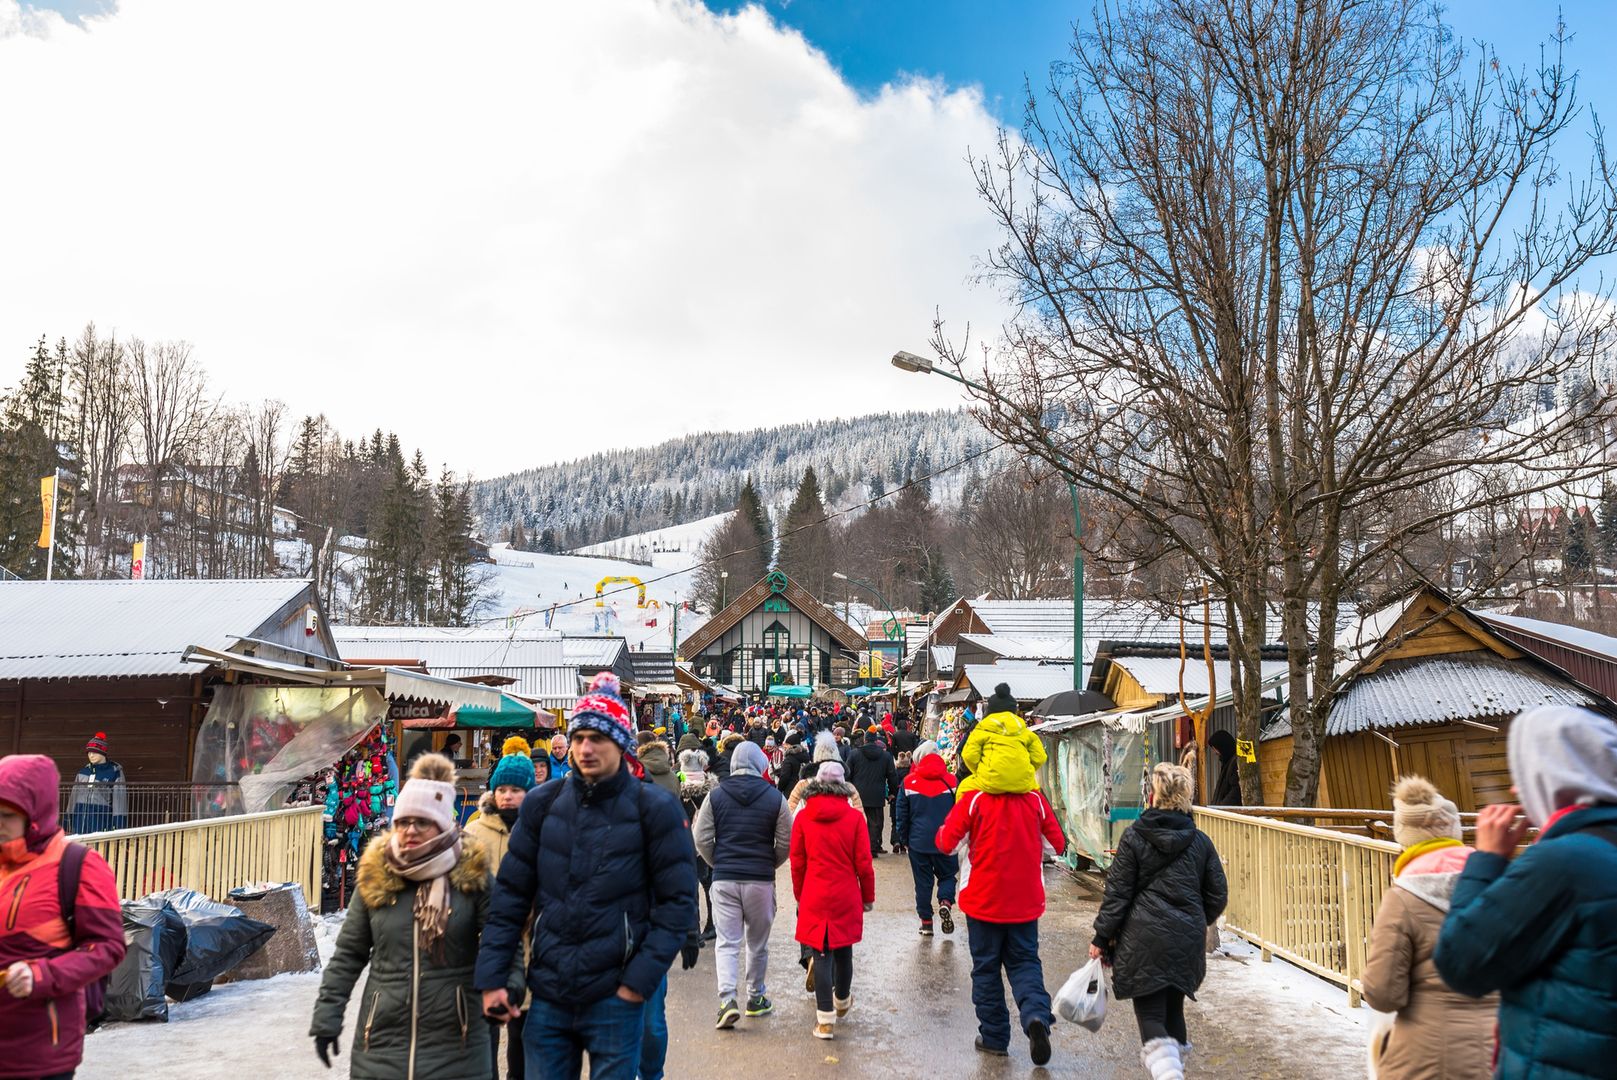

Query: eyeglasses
394 817 436 833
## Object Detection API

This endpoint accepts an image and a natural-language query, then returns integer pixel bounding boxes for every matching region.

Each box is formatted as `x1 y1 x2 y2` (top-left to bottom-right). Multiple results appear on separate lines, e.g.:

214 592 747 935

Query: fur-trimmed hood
356 829 491 909
800 777 857 802
680 773 718 801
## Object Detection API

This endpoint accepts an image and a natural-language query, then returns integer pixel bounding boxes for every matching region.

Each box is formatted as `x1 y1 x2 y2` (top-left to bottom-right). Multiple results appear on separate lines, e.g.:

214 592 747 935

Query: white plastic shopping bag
1053 956 1107 1032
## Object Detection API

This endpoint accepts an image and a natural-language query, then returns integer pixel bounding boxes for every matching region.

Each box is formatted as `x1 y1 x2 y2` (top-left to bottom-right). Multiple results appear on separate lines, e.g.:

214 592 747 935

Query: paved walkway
81 851 1371 1078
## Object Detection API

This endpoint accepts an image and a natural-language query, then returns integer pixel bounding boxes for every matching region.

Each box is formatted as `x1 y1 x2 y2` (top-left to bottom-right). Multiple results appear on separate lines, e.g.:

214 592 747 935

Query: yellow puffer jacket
958 711 1045 795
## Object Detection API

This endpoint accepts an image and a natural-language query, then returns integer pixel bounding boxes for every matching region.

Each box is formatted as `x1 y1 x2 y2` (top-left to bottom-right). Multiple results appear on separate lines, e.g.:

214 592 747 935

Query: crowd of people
1 683 1611 1079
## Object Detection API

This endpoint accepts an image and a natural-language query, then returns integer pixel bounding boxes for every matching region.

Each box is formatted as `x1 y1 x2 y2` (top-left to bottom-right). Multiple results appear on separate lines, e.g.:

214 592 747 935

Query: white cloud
0 0 1008 476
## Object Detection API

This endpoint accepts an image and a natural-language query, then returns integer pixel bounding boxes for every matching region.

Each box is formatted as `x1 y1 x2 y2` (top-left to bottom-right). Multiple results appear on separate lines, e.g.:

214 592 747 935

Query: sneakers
938 903 955 935
1027 1020 1052 1066
834 993 852 1019
715 999 741 1030
804 955 816 993
919 920 934 936
744 994 774 1017
974 1037 1009 1057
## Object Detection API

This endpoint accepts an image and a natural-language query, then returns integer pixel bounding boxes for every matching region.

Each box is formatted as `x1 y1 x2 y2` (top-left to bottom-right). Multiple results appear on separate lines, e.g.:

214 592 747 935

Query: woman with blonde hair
1091 762 1227 1079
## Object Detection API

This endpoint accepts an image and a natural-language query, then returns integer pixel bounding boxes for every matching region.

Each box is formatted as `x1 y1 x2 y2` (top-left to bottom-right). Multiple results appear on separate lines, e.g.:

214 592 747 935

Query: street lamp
833 571 903 689
891 349 1084 690
720 570 729 609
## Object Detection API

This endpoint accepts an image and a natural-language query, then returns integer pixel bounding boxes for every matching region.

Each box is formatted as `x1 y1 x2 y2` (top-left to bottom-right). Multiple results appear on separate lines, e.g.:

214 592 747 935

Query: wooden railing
1194 806 1398 1006
75 806 323 905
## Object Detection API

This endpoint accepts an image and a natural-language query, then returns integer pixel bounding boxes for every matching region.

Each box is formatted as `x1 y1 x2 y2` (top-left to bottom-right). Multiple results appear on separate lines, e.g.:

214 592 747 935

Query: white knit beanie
1391 775 1461 848
394 753 458 833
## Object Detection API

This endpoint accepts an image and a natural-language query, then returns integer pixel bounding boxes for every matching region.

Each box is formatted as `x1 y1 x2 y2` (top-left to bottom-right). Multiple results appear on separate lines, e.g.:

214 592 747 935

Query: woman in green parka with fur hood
310 753 523 1079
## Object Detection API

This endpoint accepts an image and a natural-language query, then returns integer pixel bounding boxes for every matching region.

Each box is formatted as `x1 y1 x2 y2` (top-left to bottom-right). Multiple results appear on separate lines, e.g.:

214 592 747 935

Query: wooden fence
75 805 323 905
1194 806 1398 1006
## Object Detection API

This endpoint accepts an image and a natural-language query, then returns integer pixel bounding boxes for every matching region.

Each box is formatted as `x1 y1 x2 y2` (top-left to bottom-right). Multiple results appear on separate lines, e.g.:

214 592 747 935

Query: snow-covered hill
573 513 729 565
482 541 708 650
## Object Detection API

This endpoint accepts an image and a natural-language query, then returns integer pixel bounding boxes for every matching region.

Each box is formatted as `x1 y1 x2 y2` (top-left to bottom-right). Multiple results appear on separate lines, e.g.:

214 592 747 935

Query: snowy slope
573 512 729 564
483 542 708 651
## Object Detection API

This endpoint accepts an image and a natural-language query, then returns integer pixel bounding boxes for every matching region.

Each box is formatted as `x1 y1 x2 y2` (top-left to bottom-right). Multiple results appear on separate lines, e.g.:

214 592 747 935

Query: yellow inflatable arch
595 576 647 607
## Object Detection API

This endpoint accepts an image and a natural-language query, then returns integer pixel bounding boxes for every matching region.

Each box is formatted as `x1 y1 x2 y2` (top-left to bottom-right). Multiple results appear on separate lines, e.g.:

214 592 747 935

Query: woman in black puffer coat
1091 762 1227 1079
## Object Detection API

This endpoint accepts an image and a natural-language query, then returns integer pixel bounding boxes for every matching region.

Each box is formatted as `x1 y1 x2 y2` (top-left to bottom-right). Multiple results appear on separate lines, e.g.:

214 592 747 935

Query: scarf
1393 836 1462 877
385 828 462 962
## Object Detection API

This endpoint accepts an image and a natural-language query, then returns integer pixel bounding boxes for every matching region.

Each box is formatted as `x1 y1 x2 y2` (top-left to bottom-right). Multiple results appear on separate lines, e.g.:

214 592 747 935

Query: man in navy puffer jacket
1435 705 1617 1080
894 741 960 936
476 673 697 1080
692 740 791 1029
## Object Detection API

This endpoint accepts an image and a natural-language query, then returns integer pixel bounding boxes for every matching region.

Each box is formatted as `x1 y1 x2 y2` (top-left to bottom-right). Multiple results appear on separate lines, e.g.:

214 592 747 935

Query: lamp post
833 570 901 692
720 570 729 610
892 350 1084 691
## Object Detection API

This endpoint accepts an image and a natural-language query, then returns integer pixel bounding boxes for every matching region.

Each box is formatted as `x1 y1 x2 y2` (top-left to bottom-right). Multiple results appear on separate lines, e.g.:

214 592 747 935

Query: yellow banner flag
131 541 146 580
36 475 55 548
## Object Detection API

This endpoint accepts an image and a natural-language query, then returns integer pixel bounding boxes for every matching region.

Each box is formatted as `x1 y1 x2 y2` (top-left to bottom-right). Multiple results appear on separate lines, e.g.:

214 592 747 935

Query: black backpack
58 842 110 1026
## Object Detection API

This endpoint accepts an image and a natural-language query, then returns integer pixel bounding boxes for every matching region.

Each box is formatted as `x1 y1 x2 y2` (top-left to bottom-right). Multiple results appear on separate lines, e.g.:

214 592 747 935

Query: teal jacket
1434 804 1617 1080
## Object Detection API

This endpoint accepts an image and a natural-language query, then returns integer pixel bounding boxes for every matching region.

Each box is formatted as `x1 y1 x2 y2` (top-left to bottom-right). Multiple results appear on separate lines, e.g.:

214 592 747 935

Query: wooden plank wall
1318 722 1510 812
1256 734 1332 806
3 676 200 782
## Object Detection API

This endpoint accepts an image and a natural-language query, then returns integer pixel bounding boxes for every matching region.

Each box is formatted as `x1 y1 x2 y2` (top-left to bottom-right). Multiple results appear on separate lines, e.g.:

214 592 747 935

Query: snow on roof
332 625 574 702
0 579 318 680
560 636 628 668
969 600 1075 636
930 644 956 671
958 633 1075 662
1473 611 1617 662
962 660 1079 702
1109 656 1291 697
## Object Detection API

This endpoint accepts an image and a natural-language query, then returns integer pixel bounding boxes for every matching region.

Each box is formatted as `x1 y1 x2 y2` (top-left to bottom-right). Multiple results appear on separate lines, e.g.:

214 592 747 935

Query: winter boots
814 1010 837 1040
938 902 955 935
919 919 934 936
1141 1036 1185 1079
834 993 852 1019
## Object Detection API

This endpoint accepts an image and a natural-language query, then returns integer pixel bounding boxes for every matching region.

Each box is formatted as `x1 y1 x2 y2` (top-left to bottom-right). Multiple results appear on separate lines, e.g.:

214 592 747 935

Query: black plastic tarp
154 888 276 1001
105 898 187 1023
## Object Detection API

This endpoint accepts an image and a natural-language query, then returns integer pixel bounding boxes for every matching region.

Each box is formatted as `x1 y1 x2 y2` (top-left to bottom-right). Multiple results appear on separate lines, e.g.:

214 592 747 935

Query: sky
2 1 1614 479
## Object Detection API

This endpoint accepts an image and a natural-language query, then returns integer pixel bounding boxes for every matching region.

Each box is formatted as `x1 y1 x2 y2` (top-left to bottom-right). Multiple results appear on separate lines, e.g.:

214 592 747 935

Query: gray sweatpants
711 879 776 1000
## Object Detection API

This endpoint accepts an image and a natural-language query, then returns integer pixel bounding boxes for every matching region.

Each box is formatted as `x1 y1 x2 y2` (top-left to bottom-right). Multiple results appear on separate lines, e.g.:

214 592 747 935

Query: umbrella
449 694 540 729
845 687 875 697
1028 688 1115 719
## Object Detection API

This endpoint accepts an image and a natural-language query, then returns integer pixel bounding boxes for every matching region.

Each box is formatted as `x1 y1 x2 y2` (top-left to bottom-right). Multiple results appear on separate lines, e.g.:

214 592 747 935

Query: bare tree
945 0 1617 804
68 323 132 571
958 464 1075 598
128 339 218 576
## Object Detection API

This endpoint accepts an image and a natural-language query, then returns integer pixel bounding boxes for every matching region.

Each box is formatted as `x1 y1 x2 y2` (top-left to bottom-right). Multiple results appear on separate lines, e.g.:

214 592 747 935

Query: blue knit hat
489 735 537 792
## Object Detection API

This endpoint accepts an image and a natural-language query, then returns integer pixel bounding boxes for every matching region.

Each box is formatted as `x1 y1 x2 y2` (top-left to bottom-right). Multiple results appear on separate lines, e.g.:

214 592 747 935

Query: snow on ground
1193 932 1376 1078
483 542 709 651
573 512 728 564
79 914 351 1080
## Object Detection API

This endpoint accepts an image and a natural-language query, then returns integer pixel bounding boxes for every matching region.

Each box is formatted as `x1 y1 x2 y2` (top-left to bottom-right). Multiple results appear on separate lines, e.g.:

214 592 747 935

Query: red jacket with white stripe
934 788 1066 924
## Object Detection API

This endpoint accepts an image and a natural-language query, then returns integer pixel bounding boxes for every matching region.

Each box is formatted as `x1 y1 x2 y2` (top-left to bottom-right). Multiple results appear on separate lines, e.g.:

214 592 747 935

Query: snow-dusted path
78 864 1373 1079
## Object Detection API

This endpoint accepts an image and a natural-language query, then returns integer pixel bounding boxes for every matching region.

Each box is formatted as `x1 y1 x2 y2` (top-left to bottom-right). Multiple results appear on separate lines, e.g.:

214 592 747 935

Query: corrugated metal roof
332 626 573 702
1327 653 1598 735
561 636 628 668
0 579 317 679
629 651 676 684
931 644 956 672
1110 657 1291 697
962 661 1080 702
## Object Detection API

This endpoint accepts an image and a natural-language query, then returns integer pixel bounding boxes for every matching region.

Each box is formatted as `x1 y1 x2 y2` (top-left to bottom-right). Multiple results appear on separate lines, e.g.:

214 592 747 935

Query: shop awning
845 686 875 697
766 685 813 699
452 694 539 729
182 645 502 710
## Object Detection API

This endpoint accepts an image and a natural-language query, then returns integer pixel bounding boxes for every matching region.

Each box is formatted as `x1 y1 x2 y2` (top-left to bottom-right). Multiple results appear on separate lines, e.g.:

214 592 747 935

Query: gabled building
0 579 339 780
1262 585 1611 810
679 571 866 694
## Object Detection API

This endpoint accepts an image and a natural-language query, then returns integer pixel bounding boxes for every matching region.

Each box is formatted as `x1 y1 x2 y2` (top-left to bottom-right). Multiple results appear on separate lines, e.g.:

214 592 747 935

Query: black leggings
1132 987 1187 1044
811 942 854 1015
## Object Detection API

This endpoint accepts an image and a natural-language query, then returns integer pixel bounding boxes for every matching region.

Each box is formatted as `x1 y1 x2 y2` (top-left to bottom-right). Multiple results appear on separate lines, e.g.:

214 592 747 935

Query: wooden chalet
679 571 866 694
0 579 340 782
1261 585 1611 810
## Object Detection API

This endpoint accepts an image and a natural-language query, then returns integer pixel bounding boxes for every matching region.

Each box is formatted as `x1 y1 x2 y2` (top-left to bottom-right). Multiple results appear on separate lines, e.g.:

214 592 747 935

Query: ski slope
574 513 729 564
483 542 708 651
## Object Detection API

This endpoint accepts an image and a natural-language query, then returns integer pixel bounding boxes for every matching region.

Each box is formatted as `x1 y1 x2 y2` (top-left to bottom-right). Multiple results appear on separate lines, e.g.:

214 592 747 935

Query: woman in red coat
790 760 875 1041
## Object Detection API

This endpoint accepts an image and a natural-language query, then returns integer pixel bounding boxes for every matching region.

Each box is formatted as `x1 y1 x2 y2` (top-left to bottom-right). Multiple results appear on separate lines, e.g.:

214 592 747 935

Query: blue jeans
638 976 669 1080
524 992 645 1080
966 917 1052 1051
908 850 959 920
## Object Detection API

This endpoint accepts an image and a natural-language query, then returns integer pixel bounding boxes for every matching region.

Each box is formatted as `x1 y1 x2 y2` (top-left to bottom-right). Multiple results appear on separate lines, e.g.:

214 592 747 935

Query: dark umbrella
1028 689 1115 719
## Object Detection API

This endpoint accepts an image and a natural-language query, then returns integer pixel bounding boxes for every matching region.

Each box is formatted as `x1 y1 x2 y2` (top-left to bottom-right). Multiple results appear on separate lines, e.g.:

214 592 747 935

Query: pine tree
1564 508 1595 582
736 476 773 566
1599 487 1617 569
0 338 78 577
777 466 833 595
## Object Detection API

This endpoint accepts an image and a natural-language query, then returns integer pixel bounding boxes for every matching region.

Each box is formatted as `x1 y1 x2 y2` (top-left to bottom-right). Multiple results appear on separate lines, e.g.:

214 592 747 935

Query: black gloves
681 941 702 970
314 1035 340 1068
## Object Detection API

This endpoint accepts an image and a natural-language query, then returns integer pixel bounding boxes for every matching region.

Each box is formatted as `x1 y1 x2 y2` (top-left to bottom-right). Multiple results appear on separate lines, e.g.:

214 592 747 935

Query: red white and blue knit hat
569 672 635 754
